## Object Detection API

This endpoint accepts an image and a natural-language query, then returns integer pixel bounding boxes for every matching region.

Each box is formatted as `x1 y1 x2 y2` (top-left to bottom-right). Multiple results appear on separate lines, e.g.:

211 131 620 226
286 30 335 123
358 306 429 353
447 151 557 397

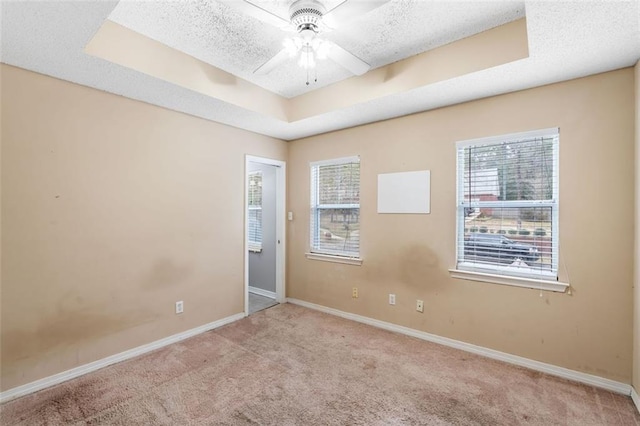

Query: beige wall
0 64 287 390
634 60 640 391
287 68 635 383
1 63 636 392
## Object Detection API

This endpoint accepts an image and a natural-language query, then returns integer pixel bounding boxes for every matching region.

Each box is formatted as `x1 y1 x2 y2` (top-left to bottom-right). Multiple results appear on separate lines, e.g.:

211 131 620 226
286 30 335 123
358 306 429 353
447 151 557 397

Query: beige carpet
1 303 638 425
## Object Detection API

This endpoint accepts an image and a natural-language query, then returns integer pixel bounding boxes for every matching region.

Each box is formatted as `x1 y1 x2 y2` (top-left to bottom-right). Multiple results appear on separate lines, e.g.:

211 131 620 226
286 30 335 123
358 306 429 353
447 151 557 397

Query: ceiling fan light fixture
283 34 331 68
298 47 316 69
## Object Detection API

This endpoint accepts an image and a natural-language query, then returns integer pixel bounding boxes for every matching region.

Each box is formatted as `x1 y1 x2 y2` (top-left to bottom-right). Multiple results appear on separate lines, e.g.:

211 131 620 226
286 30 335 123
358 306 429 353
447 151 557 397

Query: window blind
456 128 559 280
310 156 360 257
248 171 262 250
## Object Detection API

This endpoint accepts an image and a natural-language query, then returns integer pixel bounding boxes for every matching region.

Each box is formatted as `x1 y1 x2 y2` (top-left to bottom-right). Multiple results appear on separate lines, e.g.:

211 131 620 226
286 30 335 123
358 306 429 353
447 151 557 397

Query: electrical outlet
352 287 358 298
416 299 424 313
389 294 396 305
175 300 184 314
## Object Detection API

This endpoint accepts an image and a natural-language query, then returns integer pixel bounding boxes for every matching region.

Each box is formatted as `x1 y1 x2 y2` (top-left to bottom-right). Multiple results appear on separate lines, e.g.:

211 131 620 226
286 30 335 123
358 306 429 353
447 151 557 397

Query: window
248 171 262 252
455 128 559 282
310 156 360 258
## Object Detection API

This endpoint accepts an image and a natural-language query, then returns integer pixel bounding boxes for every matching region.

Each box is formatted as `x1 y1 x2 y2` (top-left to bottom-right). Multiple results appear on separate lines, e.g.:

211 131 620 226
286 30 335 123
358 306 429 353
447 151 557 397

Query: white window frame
307 156 362 264
247 171 262 252
450 128 568 292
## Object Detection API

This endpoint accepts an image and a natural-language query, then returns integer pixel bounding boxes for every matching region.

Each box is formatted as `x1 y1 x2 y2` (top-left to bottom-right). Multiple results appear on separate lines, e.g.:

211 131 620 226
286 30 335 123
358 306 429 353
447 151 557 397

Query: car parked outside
464 233 540 264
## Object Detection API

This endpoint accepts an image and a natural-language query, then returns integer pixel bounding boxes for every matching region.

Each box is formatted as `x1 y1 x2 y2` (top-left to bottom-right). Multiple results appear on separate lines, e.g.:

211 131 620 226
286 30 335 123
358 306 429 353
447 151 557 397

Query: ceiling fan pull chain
306 67 310 86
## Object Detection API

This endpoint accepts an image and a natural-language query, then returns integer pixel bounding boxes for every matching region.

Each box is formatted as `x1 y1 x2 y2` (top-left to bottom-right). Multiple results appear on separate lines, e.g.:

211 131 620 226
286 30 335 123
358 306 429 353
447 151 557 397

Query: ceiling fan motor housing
289 0 325 32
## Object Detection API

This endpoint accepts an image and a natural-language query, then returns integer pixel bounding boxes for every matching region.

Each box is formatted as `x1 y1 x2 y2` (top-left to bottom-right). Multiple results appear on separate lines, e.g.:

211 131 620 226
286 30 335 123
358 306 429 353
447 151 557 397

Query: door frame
245 155 286 316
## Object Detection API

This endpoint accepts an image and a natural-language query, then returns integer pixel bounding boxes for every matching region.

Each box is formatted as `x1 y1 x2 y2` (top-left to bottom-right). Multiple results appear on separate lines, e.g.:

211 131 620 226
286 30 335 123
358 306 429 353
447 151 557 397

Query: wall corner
633 59 640 393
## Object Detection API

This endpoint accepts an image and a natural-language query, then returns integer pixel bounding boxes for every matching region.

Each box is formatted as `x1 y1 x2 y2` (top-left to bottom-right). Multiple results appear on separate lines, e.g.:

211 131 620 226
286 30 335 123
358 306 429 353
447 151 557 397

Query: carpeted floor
2 303 639 425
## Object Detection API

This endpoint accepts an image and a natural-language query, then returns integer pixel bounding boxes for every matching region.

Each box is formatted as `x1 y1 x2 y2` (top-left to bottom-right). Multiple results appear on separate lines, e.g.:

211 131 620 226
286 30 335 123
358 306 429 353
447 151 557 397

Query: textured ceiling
108 0 526 98
1 1 639 141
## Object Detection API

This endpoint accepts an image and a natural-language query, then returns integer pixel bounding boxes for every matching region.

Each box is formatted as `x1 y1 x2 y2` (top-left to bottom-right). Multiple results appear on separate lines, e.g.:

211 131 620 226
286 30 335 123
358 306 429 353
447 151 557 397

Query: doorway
245 155 286 316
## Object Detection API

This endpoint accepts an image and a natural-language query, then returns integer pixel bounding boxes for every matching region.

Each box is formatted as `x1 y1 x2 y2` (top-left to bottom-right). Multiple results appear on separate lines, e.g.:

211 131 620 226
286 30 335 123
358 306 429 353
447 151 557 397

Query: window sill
448 268 569 293
305 253 363 266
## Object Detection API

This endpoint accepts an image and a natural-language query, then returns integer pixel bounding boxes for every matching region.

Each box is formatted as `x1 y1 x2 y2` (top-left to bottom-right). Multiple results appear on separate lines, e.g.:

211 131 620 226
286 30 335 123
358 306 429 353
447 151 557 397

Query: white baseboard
287 298 632 396
0 312 245 404
249 286 276 299
632 387 640 413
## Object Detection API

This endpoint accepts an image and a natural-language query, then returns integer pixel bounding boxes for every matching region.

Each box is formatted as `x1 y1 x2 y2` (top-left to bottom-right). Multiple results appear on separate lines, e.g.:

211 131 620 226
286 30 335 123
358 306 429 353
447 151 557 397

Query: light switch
287 211 293 221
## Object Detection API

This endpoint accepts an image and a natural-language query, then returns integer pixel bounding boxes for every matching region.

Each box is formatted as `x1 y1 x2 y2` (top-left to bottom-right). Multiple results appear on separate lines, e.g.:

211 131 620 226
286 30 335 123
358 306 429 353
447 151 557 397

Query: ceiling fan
223 0 390 78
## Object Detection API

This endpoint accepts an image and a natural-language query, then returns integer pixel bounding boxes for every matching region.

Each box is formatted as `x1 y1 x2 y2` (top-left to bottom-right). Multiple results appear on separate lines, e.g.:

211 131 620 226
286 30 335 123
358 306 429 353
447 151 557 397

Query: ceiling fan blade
254 48 290 75
323 0 390 29
221 0 290 28
328 42 370 75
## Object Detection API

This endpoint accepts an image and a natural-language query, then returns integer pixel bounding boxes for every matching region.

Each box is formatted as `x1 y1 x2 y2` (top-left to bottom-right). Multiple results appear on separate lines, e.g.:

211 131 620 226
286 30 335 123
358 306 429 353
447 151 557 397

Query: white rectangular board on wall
377 170 430 214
